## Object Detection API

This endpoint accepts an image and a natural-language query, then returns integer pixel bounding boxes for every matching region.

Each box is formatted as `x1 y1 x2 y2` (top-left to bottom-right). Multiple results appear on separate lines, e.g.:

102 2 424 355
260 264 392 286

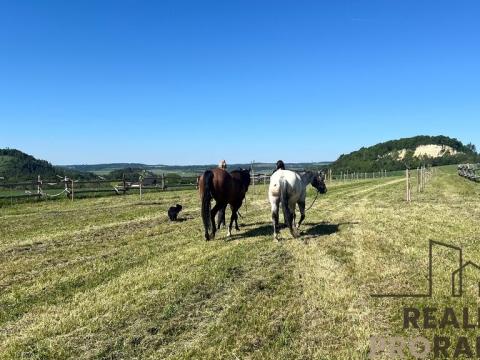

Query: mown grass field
1 166 480 359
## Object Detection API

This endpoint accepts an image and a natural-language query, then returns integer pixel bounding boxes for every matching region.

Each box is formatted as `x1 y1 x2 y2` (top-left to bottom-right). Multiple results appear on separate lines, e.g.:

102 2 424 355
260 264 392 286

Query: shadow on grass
169 216 195 222
241 225 273 237
132 201 165 206
224 221 358 242
237 222 271 228
301 221 359 239
303 223 339 236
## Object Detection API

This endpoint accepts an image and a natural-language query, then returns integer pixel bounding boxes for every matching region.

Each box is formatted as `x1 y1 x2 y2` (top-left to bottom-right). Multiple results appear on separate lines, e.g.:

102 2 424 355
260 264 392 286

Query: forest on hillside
330 135 479 172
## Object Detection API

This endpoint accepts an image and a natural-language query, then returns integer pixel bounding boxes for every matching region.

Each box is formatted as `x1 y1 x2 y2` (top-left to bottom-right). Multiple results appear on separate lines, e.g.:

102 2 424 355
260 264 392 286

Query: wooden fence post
161 173 165 190
71 179 74 201
37 175 42 197
422 166 425 191
417 168 420 192
251 161 255 195
406 169 411 202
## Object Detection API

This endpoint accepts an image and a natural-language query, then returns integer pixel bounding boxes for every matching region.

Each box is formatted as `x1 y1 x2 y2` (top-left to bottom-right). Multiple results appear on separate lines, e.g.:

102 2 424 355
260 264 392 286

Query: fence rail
0 174 199 203
0 168 409 205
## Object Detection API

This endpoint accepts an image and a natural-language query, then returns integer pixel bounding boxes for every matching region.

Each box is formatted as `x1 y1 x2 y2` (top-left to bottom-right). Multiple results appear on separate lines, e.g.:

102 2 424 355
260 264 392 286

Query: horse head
232 168 251 191
311 171 327 194
241 168 251 191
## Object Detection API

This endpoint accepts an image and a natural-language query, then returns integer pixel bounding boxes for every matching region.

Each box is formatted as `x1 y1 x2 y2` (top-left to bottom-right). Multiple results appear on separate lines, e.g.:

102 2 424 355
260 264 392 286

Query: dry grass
1 166 479 359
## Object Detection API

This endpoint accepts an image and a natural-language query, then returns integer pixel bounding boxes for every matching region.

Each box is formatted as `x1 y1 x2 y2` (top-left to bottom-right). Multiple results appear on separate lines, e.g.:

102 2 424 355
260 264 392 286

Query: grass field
1 166 480 359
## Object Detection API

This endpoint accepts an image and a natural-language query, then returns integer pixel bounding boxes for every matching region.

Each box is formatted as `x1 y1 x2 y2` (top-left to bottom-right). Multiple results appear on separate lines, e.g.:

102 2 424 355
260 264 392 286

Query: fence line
405 166 434 202
0 173 199 203
0 168 421 204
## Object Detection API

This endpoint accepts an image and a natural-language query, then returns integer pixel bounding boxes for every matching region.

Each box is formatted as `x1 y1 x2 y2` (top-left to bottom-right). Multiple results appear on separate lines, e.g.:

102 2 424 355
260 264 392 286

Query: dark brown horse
216 170 247 230
199 168 250 240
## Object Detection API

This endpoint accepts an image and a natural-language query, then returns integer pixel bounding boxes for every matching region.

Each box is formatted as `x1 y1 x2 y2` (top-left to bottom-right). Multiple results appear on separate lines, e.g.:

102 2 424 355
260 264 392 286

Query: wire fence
0 174 198 205
0 168 412 205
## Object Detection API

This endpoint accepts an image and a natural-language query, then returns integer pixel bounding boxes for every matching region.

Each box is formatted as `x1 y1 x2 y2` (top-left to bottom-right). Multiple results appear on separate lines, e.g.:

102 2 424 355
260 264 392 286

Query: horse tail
201 170 214 239
279 176 291 229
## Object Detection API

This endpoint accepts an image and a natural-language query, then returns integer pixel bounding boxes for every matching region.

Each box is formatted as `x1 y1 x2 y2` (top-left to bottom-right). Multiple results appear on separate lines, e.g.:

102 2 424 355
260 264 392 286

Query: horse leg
233 204 240 231
210 203 222 240
216 206 226 229
297 200 306 228
271 198 280 240
227 206 239 237
289 201 299 238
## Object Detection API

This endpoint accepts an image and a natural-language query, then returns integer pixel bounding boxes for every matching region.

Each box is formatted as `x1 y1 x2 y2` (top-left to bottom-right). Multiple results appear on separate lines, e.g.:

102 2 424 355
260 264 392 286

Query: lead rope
305 190 320 212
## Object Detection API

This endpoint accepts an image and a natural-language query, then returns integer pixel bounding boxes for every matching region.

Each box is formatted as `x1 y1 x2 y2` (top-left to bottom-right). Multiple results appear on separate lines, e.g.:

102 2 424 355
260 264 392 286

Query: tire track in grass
0 228 196 327
177 244 302 360
288 171 480 358
0 189 197 244
0 205 200 251
0 206 165 246
0 196 202 327
0 238 277 359
0 239 228 353
287 176 407 359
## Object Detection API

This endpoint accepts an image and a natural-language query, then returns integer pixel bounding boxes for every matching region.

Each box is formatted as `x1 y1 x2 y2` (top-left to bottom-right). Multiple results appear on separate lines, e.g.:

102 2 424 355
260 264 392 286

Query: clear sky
1 1 479 165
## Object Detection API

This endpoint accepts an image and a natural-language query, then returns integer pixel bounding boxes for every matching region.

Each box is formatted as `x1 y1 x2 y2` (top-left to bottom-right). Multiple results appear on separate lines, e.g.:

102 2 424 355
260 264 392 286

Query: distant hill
106 167 157 182
62 163 149 174
63 162 332 176
330 135 479 172
0 149 95 182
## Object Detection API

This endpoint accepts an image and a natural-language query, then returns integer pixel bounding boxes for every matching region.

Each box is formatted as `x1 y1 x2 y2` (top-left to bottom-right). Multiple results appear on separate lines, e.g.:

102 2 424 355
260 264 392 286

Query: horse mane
230 168 250 188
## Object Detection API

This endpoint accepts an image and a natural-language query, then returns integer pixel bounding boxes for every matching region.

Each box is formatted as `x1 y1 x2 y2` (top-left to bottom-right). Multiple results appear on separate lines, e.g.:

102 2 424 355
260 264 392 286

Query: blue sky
1 1 479 165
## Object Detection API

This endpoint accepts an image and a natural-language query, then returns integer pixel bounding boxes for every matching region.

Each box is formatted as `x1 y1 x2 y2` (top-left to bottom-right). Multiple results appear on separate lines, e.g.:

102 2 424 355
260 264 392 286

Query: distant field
63 162 333 177
1 166 480 359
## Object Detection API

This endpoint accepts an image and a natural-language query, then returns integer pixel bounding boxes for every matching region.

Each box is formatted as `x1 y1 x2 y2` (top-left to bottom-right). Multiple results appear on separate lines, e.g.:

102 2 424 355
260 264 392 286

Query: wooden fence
0 174 199 203
405 166 434 202
0 169 410 204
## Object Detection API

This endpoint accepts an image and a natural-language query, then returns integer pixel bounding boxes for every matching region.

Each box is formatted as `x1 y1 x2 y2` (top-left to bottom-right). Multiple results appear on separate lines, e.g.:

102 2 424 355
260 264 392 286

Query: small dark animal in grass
168 204 183 221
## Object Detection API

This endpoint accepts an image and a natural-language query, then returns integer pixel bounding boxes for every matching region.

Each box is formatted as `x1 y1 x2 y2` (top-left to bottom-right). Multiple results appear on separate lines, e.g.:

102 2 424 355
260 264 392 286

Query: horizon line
57 160 335 167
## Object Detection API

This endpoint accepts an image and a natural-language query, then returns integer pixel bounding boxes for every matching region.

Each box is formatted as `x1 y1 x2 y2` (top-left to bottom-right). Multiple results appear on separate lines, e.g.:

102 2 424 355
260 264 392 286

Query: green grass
1 166 479 359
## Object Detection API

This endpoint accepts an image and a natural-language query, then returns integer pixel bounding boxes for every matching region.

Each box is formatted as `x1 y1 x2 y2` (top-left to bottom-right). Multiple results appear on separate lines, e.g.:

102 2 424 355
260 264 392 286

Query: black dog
168 204 182 221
